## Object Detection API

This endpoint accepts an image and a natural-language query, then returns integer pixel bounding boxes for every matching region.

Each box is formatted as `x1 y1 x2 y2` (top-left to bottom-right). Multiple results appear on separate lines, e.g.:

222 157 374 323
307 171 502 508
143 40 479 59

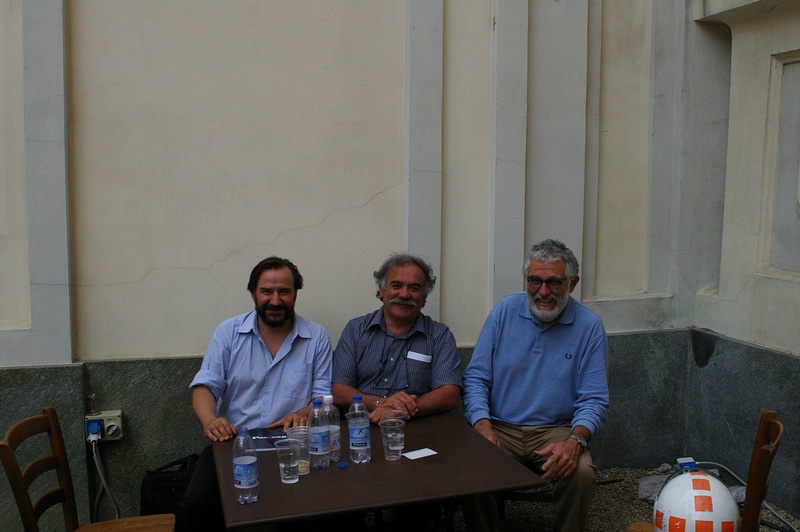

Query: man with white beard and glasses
332 253 462 422
463 239 609 532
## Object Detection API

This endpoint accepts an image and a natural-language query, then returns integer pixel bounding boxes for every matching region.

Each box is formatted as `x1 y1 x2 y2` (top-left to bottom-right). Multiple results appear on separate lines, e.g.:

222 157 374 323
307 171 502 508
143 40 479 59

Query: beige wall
3 0 800 363
67 1 404 358
0 0 30 329
595 0 650 296
441 1 492 341
695 0 800 354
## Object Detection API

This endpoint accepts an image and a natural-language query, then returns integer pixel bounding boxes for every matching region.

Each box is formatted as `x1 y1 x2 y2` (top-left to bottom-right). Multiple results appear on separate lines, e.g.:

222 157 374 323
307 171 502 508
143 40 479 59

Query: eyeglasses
526 276 568 290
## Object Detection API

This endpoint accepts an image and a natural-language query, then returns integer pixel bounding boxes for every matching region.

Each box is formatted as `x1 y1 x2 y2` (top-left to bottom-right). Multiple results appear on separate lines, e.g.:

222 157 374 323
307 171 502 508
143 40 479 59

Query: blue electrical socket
86 418 104 441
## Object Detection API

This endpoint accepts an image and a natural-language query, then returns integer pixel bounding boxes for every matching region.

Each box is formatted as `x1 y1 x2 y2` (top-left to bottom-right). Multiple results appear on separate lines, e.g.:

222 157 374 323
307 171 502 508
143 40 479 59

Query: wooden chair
740 410 784 532
0 407 175 531
626 410 784 532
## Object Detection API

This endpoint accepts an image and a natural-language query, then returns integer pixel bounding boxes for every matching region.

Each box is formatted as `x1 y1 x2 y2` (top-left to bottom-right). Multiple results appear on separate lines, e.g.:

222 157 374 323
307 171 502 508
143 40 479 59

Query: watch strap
566 434 587 449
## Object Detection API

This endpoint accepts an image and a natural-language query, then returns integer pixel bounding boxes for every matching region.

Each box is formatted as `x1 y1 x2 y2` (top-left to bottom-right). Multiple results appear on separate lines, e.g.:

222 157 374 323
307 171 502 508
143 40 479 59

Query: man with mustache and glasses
332 253 462 423
181 256 332 531
463 239 609 532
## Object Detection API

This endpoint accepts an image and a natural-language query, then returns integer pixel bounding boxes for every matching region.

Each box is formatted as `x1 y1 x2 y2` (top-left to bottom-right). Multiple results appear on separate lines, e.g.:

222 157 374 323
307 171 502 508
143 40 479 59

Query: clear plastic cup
378 417 405 461
285 426 310 475
274 438 301 484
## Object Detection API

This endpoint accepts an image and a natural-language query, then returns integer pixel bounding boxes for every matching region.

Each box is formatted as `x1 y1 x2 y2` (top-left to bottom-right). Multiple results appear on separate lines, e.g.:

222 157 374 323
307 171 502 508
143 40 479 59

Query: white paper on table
403 448 438 460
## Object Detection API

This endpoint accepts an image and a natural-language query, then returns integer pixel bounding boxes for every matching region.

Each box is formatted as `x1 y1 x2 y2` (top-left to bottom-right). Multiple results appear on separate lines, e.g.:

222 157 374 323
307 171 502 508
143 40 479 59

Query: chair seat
78 513 175 531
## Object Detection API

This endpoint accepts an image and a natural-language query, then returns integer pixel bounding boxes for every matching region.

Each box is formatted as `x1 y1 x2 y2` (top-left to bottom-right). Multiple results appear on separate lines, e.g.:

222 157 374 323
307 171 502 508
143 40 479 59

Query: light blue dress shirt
190 310 332 429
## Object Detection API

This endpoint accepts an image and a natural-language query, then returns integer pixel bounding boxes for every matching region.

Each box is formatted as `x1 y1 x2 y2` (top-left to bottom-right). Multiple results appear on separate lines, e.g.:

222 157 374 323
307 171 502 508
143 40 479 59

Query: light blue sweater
463 293 609 435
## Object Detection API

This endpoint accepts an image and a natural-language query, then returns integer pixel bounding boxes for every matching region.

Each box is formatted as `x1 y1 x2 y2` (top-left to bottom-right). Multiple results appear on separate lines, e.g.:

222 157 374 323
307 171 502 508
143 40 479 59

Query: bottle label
309 427 330 454
330 425 341 451
233 456 259 488
349 425 369 449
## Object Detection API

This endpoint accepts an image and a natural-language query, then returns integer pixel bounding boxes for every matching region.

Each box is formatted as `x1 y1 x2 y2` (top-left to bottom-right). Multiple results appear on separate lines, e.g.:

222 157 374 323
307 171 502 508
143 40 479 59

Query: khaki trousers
463 421 596 532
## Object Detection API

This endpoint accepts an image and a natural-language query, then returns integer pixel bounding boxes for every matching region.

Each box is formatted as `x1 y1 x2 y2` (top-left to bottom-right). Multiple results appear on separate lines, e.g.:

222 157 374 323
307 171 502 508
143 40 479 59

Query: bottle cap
313 398 322 407
338 461 349 469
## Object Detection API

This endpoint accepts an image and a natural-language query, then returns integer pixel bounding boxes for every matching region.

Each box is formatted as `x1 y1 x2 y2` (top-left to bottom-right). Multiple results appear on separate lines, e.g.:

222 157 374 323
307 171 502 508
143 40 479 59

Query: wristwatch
566 434 587 449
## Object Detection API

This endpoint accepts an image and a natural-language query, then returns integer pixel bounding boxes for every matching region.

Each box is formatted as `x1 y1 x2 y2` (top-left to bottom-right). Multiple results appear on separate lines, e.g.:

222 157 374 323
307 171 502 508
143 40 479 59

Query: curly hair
373 253 436 299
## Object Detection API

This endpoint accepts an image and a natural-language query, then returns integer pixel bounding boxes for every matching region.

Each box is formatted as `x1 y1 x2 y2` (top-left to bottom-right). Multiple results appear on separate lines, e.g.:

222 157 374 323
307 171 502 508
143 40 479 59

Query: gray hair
373 253 436 299
523 239 579 279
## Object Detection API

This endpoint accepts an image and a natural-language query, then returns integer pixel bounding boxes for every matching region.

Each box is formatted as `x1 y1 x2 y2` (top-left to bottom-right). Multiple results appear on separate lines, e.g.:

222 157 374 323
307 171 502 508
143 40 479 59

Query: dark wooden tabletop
213 412 544 529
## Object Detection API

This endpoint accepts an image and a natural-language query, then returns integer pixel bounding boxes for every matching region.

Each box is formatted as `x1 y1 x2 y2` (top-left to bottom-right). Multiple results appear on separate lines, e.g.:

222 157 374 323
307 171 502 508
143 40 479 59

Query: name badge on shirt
407 351 432 363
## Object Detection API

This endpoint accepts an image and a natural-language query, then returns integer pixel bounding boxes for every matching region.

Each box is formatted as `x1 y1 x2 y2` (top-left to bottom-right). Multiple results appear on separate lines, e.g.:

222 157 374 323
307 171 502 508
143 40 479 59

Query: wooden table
213 412 544 529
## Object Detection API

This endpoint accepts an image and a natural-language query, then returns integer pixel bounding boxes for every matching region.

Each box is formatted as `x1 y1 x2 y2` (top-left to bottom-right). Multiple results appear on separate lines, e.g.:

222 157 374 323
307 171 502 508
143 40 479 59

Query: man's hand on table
203 417 237 442
270 410 310 431
369 392 417 423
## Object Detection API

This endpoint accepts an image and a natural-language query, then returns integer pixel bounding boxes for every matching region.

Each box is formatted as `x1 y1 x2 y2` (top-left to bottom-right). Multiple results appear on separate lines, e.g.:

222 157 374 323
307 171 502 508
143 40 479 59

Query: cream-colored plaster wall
440 1 492 344
696 1 800 355
594 0 650 296
5 0 796 361
67 1 405 359
0 0 30 329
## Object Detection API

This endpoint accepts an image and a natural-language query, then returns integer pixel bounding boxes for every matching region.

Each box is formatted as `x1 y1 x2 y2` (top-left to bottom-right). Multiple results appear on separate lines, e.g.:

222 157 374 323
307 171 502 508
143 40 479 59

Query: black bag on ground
140 453 199 516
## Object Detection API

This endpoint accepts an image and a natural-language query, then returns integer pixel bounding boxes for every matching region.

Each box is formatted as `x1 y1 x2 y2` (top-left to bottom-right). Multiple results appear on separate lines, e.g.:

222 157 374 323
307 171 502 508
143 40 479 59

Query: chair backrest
0 407 81 532
740 410 784 532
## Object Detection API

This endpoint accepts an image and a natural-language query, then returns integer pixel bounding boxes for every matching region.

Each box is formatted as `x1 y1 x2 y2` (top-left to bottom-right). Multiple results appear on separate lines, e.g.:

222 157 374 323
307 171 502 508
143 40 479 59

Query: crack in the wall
77 182 400 287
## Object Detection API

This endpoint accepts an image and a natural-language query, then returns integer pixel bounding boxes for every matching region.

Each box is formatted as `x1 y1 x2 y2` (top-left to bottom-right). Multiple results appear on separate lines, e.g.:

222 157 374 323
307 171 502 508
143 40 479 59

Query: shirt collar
238 311 260 334
366 307 427 337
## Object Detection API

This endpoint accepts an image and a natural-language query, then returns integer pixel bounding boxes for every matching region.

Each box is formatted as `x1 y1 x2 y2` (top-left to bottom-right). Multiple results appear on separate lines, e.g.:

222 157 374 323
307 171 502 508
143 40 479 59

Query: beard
256 302 295 328
527 290 570 324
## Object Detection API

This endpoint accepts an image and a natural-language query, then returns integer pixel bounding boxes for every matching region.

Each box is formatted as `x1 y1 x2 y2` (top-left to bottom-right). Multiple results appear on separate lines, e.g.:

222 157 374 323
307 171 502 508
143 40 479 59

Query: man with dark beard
332 253 462 423
180 256 332 531
463 239 609 532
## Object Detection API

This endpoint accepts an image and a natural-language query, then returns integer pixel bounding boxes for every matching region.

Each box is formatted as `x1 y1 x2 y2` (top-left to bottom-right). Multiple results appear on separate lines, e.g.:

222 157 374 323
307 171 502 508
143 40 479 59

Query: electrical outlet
85 409 123 442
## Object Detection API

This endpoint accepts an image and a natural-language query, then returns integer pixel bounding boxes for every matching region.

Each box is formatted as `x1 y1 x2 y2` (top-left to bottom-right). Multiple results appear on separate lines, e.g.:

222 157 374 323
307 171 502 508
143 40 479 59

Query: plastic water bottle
350 394 368 414
232 427 258 504
309 399 331 469
348 395 371 463
323 395 341 462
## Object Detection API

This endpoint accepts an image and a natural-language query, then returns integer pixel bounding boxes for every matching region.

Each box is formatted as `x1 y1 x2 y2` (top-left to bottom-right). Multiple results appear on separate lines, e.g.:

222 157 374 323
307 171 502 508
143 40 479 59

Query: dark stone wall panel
592 330 689 469
686 331 799 518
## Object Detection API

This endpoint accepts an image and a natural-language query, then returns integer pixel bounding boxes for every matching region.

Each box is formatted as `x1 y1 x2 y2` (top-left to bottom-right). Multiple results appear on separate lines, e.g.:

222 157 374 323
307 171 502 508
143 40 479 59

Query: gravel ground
298 467 798 532
442 467 800 532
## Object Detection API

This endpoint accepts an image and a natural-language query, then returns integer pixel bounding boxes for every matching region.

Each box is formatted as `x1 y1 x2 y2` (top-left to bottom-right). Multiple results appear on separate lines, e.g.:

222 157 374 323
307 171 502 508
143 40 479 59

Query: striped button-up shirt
333 308 462 397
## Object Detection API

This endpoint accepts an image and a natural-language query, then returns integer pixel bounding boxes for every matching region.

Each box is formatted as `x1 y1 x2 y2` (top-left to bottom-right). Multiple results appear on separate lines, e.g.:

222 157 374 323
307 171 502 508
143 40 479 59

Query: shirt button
390 357 394 362
384 378 389 382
